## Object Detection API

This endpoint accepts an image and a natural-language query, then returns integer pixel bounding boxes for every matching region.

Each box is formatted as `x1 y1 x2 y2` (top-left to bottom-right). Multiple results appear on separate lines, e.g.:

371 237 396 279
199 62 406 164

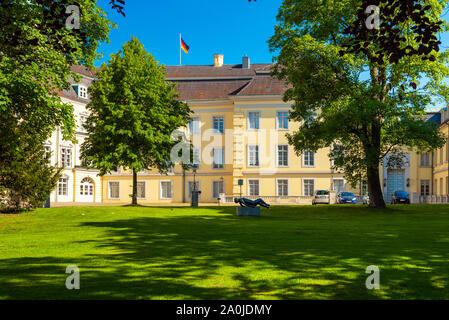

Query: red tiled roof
236 75 288 96
173 79 250 100
165 63 286 100
70 65 99 78
165 63 271 78
61 63 286 102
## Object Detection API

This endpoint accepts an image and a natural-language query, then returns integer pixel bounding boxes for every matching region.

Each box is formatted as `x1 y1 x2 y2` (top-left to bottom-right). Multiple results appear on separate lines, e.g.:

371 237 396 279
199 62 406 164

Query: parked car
336 192 357 204
362 193 370 205
390 190 410 204
312 190 330 205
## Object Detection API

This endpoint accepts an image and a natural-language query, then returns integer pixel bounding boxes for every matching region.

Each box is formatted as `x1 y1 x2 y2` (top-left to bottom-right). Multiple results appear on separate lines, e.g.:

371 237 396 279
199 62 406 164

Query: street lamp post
191 164 200 207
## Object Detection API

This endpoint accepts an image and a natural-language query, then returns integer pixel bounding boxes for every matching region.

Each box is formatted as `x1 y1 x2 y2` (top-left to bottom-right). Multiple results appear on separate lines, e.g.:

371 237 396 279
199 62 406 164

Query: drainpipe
55 127 60 203
431 149 435 196
182 168 186 203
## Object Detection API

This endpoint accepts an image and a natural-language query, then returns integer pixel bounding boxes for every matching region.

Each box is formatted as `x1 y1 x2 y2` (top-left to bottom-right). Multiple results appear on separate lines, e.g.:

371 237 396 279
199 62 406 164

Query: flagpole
179 33 181 66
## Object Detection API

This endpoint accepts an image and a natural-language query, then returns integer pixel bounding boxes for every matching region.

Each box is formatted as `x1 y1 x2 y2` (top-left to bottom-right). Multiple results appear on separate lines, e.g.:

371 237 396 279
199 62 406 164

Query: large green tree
0 0 114 210
269 0 448 208
80 37 192 206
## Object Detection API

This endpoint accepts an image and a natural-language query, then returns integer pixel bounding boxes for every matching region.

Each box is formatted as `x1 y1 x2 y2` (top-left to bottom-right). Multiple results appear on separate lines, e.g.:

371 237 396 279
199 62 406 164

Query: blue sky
96 0 283 67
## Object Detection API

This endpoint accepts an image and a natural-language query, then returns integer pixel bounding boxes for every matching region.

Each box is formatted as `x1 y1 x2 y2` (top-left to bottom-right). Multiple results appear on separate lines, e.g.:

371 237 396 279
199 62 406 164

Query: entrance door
80 178 94 202
387 169 405 199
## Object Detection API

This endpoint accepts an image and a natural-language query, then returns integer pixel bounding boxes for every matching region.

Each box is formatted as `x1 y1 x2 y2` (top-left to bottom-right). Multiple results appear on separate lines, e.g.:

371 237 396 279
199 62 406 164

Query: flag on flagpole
181 37 190 54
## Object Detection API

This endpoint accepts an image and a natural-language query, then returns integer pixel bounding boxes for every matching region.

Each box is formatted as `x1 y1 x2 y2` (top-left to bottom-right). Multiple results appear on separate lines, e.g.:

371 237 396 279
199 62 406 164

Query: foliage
269 0 448 207
0 126 61 212
342 0 444 65
0 0 114 210
80 37 192 205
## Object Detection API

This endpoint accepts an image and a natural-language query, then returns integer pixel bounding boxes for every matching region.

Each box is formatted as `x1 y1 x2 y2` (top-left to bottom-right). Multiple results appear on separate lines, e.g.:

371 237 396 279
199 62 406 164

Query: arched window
80 178 94 196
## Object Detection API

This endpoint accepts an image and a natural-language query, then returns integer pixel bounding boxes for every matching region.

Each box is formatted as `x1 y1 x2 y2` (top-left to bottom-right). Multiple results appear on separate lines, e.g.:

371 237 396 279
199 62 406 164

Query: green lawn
1 205 449 300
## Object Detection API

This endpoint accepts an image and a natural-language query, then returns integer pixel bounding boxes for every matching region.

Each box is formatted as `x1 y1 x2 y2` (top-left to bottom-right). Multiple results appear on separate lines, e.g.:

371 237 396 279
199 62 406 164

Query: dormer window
73 84 88 99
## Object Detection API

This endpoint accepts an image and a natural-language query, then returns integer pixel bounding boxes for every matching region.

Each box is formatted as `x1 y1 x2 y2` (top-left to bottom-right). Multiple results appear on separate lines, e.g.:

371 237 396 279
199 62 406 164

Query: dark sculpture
234 197 270 208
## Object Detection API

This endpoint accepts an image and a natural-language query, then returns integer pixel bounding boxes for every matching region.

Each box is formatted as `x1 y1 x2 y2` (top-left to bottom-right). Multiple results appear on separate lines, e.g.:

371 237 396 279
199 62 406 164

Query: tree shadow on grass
1 206 449 299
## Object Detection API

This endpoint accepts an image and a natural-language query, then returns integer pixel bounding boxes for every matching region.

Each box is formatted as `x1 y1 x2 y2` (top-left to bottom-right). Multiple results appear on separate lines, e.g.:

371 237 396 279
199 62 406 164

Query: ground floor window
137 181 146 199
108 181 120 199
277 179 289 196
58 177 68 196
161 181 173 199
248 179 260 196
80 178 94 196
420 180 430 196
212 180 224 199
303 179 315 196
333 179 345 193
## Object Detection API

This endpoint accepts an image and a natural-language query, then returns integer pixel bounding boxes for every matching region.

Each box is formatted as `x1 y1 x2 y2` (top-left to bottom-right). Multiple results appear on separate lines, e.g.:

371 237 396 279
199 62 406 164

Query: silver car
312 190 330 205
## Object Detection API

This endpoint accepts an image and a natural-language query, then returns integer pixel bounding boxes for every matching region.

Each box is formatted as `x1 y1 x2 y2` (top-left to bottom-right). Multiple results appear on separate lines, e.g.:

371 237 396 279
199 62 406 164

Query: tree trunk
132 168 137 206
365 120 386 208
367 165 386 208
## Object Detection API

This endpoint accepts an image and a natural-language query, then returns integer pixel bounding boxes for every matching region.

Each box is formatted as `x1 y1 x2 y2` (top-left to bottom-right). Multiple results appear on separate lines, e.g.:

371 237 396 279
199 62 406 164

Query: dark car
390 191 410 204
336 192 357 204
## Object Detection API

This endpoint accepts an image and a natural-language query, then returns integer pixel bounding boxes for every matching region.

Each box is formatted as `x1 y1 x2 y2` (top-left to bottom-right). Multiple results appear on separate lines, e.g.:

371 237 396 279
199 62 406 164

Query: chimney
213 54 224 67
242 55 250 69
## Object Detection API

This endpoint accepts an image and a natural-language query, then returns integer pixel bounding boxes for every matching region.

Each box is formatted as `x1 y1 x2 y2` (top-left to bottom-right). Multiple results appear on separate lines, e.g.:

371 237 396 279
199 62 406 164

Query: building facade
50 56 449 205
47 66 103 205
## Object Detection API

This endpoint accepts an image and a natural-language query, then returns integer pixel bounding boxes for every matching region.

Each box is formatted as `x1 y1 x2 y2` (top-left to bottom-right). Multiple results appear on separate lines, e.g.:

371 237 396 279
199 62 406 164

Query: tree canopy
269 0 448 207
80 37 192 205
0 0 114 210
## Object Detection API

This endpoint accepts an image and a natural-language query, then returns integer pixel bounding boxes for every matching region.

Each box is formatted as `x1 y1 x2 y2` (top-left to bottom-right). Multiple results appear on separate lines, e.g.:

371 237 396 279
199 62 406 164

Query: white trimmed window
248 145 259 167
277 179 289 196
420 153 430 167
303 179 315 196
160 181 173 199
333 179 345 193
212 180 224 199
213 148 224 169
192 148 201 168
248 112 260 130
420 180 430 196
213 116 224 134
248 179 260 196
189 117 201 135
78 85 88 99
108 181 120 199
277 111 289 130
137 181 146 199
302 151 315 167
44 145 51 161
58 177 68 196
79 114 88 132
277 145 289 167
61 147 72 168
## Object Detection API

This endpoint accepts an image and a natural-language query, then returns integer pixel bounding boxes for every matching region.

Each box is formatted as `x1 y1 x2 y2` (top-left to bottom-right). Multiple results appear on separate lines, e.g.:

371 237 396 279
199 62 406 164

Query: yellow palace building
50 55 449 206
